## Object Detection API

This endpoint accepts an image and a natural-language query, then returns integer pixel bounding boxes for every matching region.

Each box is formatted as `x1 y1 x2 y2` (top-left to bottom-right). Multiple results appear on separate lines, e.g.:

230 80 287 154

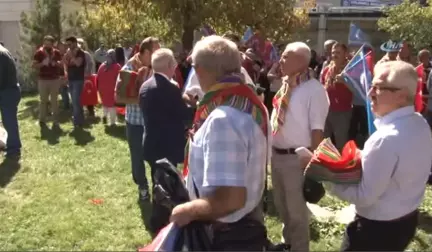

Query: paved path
307 203 356 224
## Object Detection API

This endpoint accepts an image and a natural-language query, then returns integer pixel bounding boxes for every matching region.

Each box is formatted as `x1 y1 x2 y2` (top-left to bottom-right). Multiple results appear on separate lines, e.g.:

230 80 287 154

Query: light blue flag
348 23 371 47
342 45 376 135
242 27 254 42
269 44 280 62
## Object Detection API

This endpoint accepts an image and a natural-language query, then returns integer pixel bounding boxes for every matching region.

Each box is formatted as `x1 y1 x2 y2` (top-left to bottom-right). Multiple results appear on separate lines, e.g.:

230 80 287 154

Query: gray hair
191 35 241 79
151 48 177 72
324 39 337 48
374 61 418 103
284 42 312 64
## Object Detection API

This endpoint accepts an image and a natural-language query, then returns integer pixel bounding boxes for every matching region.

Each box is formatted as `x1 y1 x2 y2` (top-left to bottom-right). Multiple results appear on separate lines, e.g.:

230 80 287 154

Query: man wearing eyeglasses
321 61 432 251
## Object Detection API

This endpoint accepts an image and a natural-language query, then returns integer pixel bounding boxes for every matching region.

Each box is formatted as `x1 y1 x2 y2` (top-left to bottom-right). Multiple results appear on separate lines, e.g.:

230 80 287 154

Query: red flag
80 74 98 106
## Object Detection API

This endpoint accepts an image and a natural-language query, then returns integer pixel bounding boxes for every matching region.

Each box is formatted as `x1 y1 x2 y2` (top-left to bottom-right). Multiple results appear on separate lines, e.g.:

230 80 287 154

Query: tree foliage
148 0 311 50
66 0 171 50
378 0 432 49
19 0 62 91
69 0 310 50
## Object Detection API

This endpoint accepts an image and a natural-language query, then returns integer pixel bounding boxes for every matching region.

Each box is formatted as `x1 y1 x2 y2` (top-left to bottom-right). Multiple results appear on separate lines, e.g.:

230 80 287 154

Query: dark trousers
341 211 418 251
212 218 267 251
0 87 22 156
126 123 148 189
68 80 84 126
60 84 70 109
348 105 368 149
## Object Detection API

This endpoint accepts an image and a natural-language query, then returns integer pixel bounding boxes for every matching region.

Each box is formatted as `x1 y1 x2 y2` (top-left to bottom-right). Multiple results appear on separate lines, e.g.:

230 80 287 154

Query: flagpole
359 44 376 136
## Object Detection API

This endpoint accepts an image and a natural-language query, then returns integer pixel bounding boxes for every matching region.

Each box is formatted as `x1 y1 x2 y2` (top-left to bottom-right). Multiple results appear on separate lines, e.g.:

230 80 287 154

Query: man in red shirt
321 43 353 151
33 35 62 126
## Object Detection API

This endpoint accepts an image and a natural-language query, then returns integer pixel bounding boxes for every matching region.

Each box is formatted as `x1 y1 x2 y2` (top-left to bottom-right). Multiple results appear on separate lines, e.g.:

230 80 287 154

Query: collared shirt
94 48 107 63
186 106 271 223
119 60 148 125
183 67 255 100
271 78 329 149
327 106 432 221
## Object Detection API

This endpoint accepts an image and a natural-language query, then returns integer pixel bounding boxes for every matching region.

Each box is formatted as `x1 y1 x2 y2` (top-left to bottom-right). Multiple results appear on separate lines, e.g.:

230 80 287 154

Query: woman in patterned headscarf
97 49 121 125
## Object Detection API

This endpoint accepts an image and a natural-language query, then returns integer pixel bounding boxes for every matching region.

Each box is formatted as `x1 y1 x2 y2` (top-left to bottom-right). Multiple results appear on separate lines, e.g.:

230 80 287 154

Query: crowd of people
1 25 432 251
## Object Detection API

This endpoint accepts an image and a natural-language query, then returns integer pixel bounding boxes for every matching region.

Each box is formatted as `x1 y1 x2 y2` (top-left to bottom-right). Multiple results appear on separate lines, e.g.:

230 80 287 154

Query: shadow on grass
418 211 432 234
0 158 21 188
138 200 156 238
69 127 95 146
104 125 126 141
19 99 73 124
40 123 67 145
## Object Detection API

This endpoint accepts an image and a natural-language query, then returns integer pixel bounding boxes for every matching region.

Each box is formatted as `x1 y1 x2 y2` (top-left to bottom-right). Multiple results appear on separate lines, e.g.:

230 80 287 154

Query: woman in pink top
97 49 121 125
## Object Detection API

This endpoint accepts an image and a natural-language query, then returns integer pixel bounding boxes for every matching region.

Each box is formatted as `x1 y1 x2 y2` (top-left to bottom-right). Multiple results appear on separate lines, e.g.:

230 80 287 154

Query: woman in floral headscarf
97 49 121 125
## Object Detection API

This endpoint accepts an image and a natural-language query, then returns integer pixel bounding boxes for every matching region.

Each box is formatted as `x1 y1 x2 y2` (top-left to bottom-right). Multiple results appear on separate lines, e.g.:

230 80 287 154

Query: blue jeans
60 85 70 109
126 123 148 188
0 87 22 156
68 80 84 125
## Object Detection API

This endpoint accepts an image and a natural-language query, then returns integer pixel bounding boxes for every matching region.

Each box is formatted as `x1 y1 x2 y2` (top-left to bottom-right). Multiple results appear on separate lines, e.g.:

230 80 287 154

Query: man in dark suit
139 48 192 234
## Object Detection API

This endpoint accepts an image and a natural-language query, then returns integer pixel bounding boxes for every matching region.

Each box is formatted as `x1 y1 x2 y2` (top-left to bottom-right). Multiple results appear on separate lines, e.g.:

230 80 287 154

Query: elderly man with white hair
271 41 329 252
323 61 432 251
169 35 270 251
139 48 192 234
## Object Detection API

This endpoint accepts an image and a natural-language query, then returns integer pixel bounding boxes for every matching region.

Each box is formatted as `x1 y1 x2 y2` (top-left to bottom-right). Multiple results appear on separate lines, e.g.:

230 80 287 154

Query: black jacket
139 73 193 163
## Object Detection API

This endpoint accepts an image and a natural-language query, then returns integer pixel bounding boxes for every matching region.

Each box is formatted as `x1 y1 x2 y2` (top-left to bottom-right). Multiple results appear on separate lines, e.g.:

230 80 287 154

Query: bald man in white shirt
325 61 432 251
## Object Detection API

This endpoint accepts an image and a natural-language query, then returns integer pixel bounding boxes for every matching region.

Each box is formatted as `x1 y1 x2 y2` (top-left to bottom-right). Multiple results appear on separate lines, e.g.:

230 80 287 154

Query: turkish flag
80 74 98 106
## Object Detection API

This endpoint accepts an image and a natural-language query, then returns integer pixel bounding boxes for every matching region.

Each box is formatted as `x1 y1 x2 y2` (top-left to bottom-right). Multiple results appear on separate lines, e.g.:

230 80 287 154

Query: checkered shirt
118 61 145 125
186 106 270 223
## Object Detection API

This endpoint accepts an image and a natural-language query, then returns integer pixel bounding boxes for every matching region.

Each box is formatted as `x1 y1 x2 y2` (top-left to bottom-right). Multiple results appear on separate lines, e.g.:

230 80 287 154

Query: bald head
374 61 418 100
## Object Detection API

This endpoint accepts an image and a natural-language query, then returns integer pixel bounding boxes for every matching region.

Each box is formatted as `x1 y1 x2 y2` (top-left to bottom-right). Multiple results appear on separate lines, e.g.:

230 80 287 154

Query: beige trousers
38 79 61 123
271 152 309 252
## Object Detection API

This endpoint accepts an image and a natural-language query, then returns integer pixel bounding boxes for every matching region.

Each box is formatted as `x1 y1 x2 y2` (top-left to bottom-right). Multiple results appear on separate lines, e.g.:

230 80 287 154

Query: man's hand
335 74 345 84
170 202 195 227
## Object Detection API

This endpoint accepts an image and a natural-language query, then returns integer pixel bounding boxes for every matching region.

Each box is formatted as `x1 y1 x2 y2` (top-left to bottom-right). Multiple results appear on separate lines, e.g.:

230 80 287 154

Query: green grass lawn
1 95 432 250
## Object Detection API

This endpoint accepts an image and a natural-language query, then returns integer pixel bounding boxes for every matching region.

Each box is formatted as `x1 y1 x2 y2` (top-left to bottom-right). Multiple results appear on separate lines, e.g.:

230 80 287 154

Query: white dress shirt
271 78 329 149
327 106 432 221
184 67 255 100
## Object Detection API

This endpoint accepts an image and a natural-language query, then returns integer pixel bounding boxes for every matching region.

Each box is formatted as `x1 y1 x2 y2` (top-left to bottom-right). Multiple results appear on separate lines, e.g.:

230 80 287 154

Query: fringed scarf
271 68 314 135
182 74 269 177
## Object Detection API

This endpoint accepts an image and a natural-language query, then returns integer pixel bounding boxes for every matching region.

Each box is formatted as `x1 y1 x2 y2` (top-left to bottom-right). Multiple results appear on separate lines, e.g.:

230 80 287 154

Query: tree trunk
182 25 195 52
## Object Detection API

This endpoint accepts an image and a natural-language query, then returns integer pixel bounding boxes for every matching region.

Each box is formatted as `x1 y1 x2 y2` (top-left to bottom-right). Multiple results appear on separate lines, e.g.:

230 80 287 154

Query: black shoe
138 187 150 202
267 243 290 251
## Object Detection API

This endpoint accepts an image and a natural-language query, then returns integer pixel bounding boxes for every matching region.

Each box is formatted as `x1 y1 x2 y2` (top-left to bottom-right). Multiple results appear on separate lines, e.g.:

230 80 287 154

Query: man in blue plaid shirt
117 37 160 202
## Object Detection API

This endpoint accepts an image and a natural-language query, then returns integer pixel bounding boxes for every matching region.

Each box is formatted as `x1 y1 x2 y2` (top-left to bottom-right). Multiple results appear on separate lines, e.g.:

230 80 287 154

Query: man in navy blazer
139 48 192 233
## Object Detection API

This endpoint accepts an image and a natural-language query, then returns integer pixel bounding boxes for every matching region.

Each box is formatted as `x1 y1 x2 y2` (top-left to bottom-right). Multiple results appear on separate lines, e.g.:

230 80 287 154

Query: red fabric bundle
305 138 362 184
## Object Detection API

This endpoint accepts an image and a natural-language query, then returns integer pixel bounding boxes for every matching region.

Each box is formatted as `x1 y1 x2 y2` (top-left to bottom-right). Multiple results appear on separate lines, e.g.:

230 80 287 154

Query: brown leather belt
272 146 311 155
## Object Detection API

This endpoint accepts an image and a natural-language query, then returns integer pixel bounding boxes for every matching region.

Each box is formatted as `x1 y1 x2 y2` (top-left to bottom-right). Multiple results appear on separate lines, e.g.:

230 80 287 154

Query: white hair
284 42 312 64
191 35 241 79
374 61 418 102
151 48 176 72
324 39 337 48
